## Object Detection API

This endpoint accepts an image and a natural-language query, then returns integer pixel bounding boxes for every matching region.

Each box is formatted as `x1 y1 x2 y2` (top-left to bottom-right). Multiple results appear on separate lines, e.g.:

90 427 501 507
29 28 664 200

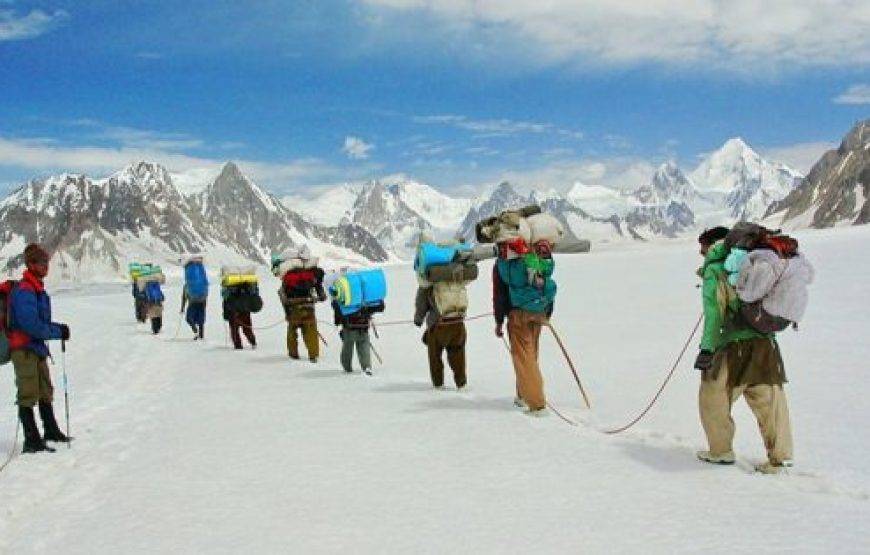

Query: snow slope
0 226 868 553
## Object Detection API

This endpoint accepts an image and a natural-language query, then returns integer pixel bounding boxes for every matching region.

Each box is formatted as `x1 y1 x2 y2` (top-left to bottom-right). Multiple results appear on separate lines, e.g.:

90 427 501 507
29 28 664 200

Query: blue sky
0 0 868 196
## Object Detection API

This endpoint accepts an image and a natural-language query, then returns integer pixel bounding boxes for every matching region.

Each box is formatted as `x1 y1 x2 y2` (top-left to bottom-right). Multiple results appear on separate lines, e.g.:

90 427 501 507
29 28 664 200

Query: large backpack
0 280 18 365
431 281 469 319
145 281 165 304
283 269 316 299
185 261 209 303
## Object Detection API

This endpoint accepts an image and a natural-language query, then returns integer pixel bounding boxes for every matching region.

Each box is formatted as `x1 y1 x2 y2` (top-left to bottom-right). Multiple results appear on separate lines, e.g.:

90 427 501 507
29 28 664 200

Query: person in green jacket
693 227 793 474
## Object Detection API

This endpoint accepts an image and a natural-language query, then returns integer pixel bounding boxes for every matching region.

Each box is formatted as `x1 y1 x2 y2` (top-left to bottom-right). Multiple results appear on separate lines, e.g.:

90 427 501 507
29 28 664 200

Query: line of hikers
1 210 812 474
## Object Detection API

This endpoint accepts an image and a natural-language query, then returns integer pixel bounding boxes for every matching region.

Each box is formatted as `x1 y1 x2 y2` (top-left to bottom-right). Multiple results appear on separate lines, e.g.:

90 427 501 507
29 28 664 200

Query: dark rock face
767 120 870 228
0 161 388 279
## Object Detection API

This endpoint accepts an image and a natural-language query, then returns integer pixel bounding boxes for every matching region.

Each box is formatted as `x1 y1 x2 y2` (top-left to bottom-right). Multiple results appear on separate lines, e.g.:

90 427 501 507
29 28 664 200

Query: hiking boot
696 450 736 465
289 353 300 360
513 396 527 409
198 325 205 340
756 460 793 475
309 357 318 363
19 406 55 454
38 401 71 443
526 407 547 417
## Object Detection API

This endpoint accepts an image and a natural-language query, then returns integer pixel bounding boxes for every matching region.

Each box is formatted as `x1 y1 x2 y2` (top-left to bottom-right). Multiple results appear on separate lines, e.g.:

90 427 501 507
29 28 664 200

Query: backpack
283 269 316 299
476 205 539 244
431 281 469 319
145 281 164 304
185 261 209 303
0 280 18 365
735 246 813 333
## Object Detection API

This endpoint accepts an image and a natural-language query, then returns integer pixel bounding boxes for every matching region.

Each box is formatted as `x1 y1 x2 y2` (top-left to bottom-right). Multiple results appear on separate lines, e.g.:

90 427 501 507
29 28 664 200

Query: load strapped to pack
221 265 263 315
271 245 323 303
183 256 209 303
414 238 483 319
135 266 166 305
331 268 387 316
722 222 814 333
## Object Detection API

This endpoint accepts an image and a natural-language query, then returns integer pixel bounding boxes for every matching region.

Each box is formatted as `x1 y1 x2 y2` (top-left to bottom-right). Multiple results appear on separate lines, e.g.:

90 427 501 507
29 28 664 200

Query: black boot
19 406 55 453
198 324 204 340
39 401 71 443
151 317 163 334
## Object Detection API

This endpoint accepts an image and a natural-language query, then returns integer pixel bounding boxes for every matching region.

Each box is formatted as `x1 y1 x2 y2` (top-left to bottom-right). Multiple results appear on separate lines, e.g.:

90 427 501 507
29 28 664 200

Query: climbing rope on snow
544 322 592 410
0 418 19 476
601 314 702 435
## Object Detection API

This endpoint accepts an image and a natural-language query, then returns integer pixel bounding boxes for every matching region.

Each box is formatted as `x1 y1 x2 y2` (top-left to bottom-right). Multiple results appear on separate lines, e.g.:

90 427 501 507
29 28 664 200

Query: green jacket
699 241 767 352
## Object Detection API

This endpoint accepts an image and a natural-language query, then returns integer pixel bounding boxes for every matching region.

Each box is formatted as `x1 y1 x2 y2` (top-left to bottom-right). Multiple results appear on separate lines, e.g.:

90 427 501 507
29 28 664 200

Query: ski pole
61 340 70 449
369 341 383 366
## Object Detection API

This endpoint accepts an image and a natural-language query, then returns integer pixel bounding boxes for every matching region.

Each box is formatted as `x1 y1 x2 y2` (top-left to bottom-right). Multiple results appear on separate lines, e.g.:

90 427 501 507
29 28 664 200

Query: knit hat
697 226 729 247
23 243 50 265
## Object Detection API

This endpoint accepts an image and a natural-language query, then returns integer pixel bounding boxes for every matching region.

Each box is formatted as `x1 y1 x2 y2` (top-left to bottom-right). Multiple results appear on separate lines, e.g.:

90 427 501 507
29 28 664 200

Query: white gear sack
526 213 565 246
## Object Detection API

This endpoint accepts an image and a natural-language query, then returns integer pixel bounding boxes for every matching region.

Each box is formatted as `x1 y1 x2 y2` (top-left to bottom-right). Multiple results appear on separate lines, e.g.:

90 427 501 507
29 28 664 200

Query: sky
0 0 868 197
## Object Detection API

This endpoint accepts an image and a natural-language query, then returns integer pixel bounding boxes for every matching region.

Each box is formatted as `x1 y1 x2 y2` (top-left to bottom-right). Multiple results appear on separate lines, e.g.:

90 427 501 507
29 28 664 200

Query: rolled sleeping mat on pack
139 265 163 277
454 244 498 263
334 268 387 315
526 213 565 246
221 265 258 287
425 262 479 283
553 239 591 254
414 242 471 276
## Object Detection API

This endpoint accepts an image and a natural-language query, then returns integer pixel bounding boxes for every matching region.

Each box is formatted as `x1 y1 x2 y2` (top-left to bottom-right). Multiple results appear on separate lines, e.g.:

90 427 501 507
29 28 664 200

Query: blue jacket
8 270 64 358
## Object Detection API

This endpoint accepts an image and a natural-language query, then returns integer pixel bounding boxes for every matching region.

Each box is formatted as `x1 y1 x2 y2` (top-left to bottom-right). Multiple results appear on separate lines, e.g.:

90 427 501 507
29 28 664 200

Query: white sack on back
736 249 814 323
526 213 565 246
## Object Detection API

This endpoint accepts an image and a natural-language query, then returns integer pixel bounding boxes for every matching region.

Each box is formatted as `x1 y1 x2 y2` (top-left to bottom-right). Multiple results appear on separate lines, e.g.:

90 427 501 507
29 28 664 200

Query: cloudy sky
0 0 868 196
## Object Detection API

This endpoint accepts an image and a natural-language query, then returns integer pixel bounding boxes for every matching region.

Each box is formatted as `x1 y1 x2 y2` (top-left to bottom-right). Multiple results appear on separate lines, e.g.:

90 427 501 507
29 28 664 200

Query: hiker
274 248 326 362
490 210 561 413
132 281 145 323
413 238 478 390
332 295 384 374
181 258 209 340
2 244 71 453
221 267 262 350
137 266 166 334
693 225 807 474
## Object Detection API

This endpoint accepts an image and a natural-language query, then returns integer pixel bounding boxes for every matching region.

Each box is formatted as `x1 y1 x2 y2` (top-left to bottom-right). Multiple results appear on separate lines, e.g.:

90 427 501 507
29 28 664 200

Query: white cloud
0 135 351 193
834 84 870 105
760 141 833 174
0 8 68 41
413 114 583 139
359 0 870 70
342 136 374 160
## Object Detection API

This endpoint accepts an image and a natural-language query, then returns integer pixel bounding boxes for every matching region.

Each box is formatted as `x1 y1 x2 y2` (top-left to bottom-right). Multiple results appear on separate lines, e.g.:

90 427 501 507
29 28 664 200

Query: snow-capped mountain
0 161 388 282
691 137 801 220
289 176 472 259
766 119 870 228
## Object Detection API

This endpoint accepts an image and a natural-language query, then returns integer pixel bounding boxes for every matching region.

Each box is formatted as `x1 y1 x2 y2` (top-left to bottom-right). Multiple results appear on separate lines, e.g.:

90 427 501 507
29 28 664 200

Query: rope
0 419 19 475
502 334 577 427
544 323 592 409
601 314 702 435
373 311 494 328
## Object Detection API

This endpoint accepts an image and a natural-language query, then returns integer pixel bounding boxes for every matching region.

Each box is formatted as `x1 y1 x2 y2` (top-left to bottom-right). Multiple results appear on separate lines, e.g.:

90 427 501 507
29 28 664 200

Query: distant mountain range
0 120 866 281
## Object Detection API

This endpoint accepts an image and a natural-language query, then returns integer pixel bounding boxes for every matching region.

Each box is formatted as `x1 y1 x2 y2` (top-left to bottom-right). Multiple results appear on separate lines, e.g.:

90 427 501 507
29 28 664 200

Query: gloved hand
495 323 504 338
58 324 71 342
694 350 714 371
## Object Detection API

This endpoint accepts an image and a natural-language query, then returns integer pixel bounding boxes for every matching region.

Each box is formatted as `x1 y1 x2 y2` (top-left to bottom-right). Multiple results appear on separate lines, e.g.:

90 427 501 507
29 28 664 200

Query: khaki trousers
287 317 319 359
12 350 53 408
425 322 467 388
699 357 794 464
507 310 546 411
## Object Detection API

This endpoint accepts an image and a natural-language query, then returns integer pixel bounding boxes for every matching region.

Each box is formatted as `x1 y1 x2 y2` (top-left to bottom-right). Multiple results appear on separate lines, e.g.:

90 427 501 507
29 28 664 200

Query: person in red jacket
5 244 71 453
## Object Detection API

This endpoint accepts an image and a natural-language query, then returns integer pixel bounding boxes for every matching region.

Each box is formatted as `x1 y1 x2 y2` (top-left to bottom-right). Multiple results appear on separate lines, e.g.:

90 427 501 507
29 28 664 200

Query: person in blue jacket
5 244 71 453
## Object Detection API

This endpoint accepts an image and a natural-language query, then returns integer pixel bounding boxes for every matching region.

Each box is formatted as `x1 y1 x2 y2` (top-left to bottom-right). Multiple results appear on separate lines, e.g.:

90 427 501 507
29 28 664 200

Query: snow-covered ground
1 226 868 553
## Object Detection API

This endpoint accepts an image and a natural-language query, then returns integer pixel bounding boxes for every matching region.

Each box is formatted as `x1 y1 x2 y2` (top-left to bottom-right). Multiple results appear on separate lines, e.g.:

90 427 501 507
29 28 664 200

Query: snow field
0 226 868 553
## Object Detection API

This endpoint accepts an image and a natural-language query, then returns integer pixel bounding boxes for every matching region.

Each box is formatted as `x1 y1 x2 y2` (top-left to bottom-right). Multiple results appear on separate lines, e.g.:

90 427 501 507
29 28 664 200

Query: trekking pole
543 322 592 410
61 340 70 450
0 398 20 474
317 330 328 347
